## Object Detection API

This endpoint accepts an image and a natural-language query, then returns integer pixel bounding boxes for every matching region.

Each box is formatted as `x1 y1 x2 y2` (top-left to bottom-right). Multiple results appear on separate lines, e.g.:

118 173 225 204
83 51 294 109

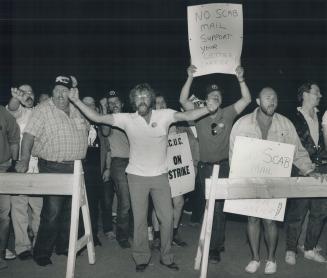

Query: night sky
0 0 326 115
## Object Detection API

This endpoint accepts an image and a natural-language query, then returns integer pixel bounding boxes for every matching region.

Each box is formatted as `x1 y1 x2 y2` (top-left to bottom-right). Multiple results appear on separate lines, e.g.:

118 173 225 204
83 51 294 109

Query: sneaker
172 235 187 247
245 260 260 273
264 261 277 274
118 240 131 249
209 250 221 264
299 245 323 253
285 251 296 265
5 249 16 260
0 258 8 270
304 249 327 263
104 231 116 240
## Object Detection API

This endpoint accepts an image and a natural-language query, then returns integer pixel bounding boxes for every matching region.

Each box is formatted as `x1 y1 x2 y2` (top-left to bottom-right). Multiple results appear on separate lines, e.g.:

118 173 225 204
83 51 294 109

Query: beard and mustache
136 102 151 116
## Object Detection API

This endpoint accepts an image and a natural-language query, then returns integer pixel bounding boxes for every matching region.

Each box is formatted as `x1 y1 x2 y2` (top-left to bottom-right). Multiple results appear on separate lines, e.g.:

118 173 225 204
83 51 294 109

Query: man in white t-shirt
68 83 218 272
7 85 43 260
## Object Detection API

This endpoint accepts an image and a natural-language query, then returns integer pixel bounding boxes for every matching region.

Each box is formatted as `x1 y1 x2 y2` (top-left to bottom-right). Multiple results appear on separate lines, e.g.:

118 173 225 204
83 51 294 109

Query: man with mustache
229 87 317 274
101 90 132 249
15 75 89 267
285 82 327 265
7 85 43 260
68 83 219 272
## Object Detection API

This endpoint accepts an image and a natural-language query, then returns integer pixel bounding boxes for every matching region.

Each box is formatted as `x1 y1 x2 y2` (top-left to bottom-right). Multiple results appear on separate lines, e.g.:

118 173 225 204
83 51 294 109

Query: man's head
52 75 77 111
256 87 278 117
297 82 322 108
205 84 222 113
82 96 96 111
106 90 123 114
155 94 167 110
129 83 156 116
18 84 34 108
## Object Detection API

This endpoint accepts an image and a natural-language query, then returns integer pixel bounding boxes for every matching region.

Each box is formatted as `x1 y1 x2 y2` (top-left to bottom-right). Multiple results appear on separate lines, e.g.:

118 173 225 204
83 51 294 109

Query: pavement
1 214 327 278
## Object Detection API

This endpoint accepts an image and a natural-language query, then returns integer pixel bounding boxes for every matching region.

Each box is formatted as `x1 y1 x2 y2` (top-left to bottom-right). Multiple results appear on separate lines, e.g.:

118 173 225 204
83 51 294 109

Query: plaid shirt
24 99 89 162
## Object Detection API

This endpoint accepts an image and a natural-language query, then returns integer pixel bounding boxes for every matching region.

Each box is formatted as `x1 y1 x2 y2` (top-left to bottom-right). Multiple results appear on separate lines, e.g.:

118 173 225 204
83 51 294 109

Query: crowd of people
0 65 327 275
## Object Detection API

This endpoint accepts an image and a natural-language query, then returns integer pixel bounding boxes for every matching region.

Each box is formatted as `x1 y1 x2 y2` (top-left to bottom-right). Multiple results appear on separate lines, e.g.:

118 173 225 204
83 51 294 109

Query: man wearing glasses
179 65 251 263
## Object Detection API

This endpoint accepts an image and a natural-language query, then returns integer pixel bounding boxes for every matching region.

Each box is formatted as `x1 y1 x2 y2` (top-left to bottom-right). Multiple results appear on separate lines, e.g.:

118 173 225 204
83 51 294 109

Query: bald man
229 87 317 274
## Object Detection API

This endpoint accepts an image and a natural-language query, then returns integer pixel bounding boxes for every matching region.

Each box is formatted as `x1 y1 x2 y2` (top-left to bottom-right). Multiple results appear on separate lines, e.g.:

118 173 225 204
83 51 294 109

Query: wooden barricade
195 165 327 278
0 160 95 278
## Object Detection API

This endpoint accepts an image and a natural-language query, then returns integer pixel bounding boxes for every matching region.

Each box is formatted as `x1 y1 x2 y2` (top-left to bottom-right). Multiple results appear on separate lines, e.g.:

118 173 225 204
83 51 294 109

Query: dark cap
206 84 220 95
105 90 120 99
55 75 78 89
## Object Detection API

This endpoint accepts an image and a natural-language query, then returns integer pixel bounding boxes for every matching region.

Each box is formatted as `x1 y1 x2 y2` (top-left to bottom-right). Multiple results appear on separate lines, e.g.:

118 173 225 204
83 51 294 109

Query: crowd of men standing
0 65 327 275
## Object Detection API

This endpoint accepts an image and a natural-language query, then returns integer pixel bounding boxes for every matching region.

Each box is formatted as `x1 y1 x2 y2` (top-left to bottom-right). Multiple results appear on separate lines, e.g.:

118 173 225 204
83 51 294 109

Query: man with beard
285 82 327 265
229 87 317 274
179 64 251 263
68 83 219 272
7 85 43 260
101 90 132 248
15 75 89 267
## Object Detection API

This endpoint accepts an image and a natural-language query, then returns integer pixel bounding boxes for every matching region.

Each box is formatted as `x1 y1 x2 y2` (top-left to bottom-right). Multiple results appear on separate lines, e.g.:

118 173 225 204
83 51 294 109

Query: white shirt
113 109 176 176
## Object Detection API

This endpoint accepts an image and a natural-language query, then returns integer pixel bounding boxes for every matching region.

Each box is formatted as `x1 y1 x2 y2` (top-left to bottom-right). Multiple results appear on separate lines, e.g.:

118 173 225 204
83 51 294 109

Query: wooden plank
205 177 327 200
0 173 73 195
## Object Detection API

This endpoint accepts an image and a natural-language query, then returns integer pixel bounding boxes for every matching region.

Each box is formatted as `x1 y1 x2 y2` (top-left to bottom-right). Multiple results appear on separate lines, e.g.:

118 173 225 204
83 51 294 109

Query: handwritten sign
223 136 295 221
187 3 243 76
167 132 195 197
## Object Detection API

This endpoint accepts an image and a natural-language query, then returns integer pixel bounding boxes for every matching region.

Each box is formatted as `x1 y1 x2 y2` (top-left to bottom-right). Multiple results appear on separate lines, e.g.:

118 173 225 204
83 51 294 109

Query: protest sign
167 132 195 197
187 3 243 76
223 136 295 221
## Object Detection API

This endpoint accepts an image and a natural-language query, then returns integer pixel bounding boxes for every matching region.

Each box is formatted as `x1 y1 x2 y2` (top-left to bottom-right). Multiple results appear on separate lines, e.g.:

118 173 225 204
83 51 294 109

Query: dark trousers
110 157 132 241
102 179 115 233
33 159 74 259
286 197 327 252
197 160 229 252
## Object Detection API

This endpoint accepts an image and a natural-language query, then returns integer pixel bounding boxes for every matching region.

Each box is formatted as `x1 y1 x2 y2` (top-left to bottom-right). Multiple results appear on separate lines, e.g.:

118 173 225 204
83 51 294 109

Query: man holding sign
229 87 316 274
179 64 251 263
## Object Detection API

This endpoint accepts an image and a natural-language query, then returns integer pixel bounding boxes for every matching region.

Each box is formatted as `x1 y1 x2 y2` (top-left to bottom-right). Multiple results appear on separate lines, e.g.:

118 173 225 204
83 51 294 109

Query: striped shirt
24 99 89 162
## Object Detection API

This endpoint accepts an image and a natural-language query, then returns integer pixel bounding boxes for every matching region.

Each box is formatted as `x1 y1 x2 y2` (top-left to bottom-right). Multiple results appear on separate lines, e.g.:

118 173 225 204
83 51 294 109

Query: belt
199 159 228 165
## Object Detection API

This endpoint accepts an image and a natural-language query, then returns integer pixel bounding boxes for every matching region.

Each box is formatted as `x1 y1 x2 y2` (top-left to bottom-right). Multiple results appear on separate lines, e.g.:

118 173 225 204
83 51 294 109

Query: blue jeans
110 157 132 241
33 159 74 259
197 160 229 252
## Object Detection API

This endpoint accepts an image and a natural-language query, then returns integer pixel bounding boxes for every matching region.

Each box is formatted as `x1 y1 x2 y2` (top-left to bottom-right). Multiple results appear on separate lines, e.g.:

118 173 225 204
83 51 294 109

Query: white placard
187 3 243 76
223 136 295 221
167 132 195 197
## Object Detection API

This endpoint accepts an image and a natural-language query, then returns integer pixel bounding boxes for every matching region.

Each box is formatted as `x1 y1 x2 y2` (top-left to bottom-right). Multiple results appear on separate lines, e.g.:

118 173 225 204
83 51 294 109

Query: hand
308 171 327 183
15 160 29 173
68 88 80 103
102 169 110 182
235 65 245 82
206 98 219 113
187 65 197 78
11 87 26 103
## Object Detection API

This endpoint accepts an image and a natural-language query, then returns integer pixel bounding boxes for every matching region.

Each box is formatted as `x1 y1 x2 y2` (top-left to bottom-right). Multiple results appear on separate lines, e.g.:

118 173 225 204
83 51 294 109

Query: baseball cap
206 84 220 95
55 75 78 89
105 90 120 99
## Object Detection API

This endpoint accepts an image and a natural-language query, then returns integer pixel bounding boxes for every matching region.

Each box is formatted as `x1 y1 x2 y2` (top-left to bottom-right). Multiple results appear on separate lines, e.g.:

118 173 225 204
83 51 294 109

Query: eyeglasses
211 123 217 136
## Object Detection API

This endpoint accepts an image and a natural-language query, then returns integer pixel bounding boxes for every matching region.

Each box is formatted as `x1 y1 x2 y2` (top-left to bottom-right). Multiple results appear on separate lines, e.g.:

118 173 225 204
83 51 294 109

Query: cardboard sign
167 132 195 197
223 136 295 221
187 3 243 76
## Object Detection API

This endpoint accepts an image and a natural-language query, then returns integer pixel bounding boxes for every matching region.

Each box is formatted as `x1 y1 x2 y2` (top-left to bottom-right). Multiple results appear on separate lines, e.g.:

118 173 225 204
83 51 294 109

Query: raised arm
174 99 218 122
233 66 252 114
179 65 197 111
69 88 114 125
8 88 25 112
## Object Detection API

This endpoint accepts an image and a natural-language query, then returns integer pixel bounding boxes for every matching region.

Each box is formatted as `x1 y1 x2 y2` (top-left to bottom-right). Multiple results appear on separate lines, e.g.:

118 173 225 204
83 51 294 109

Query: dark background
0 0 326 114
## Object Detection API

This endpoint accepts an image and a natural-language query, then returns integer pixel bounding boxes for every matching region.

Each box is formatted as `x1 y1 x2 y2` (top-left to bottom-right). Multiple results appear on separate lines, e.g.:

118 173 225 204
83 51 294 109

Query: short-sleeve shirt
24 99 89 162
112 109 176 176
195 105 237 162
108 127 129 158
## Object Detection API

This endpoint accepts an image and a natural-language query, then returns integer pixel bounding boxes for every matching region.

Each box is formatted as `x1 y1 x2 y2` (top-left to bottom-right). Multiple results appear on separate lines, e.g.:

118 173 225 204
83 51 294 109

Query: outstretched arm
233 66 252 114
179 65 197 111
174 99 218 122
69 88 114 125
